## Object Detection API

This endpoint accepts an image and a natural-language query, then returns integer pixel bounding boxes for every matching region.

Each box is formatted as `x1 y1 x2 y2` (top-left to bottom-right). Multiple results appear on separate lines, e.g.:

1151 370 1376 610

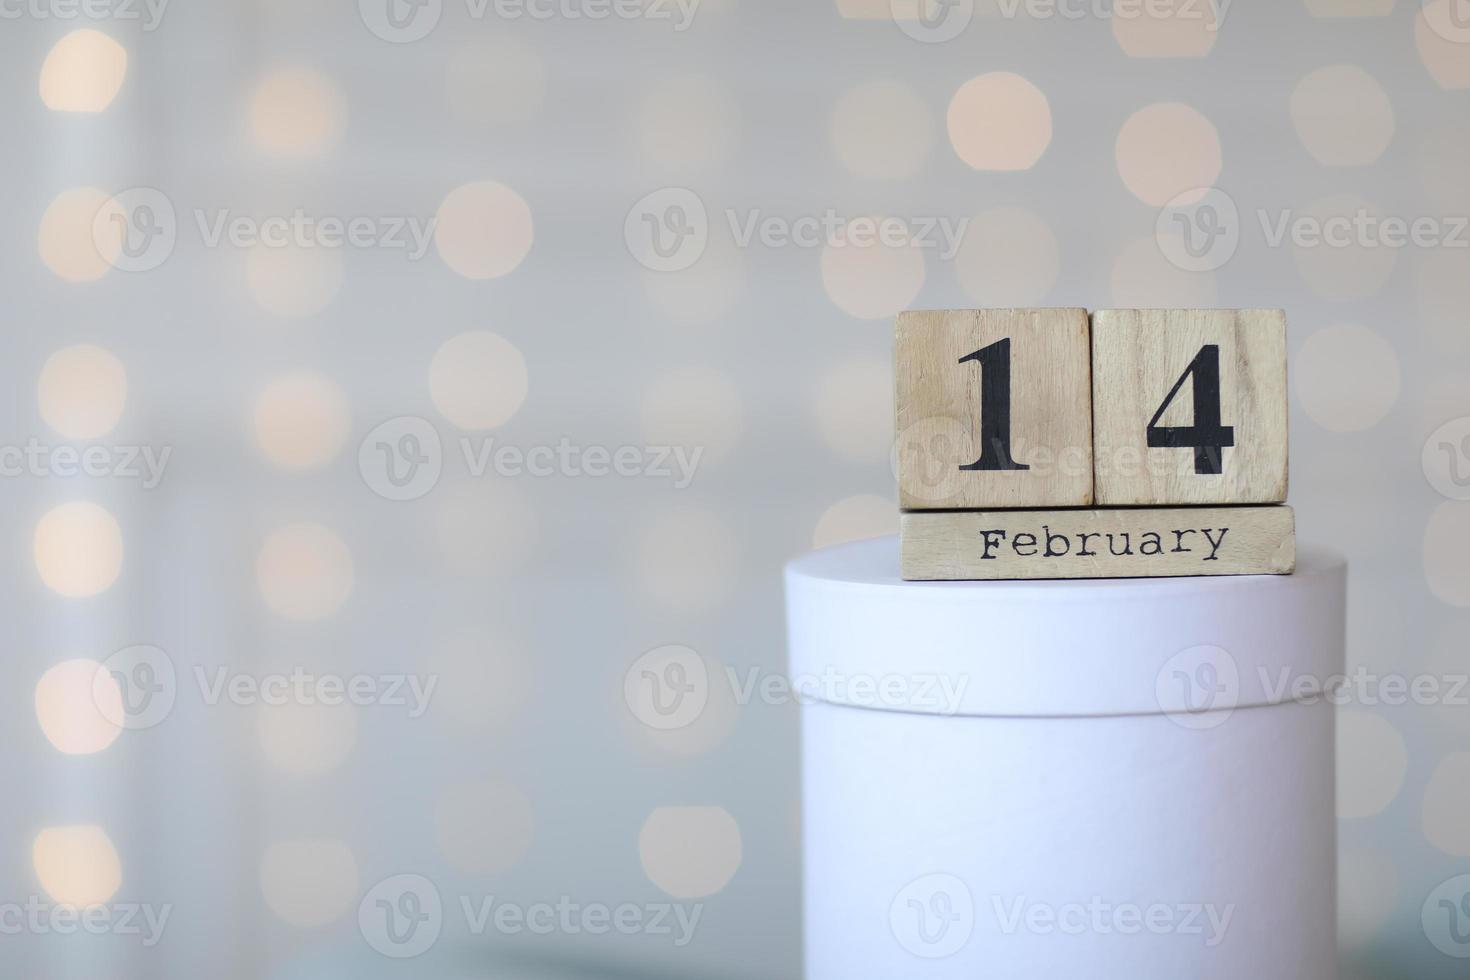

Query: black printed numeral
958 338 1028 472
1146 344 1235 475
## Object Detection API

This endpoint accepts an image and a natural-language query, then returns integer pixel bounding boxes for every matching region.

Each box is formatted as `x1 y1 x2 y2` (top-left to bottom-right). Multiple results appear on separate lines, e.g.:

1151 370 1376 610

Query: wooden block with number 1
1091 309 1288 506
895 309 1094 510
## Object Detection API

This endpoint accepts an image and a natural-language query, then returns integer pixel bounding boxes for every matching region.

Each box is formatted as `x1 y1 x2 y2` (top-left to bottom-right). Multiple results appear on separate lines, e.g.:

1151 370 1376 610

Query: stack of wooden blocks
896 308 1295 581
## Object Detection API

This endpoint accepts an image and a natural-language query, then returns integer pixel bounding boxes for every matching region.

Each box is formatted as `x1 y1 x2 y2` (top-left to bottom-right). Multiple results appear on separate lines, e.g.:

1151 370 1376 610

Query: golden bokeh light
259 839 358 927
1115 102 1221 206
428 331 528 430
35 659 123 755
954 206 1058 307
33 502 124 598
947 72 1052 172
1290 65 1395 166
245 242 344 318
255 523 354 621
252 372 351 471
39 29 128 112
639 806 743 899
831 80 934 179
820 218 925 320
38 188 116 283
33 825 122 906
248 68 346 157
38 345 127 440
434 181 535 280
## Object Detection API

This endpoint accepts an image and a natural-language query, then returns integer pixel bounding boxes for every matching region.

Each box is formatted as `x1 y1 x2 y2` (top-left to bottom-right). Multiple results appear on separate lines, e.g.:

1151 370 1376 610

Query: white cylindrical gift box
786 536 1345 980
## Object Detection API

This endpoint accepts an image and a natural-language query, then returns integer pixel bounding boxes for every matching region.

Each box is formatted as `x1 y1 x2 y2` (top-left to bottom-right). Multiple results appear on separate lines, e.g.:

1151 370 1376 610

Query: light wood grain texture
1091 309 1288 506
901 505 1296 581
895 308 1093 510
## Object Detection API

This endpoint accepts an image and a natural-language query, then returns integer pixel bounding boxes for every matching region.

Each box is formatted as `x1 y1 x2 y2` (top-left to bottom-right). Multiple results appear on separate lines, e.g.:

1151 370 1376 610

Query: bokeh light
639 806 743 899
1290 65 1394 166
947 72 1052 172
35 659 122 755
39 29 127 112
259 839 358 927
33 502 123 598
954 206 1058 307
830 80 934 179
258 700 357 775
820 218 925 320
248 68 346 157
32 825 122 906
38 188 115 283
1293 324 1399 433
252 372 351 470
256 523 354 621
433 181 534 280
428 331 528 430
38 344 127 440
1115 103 1221 206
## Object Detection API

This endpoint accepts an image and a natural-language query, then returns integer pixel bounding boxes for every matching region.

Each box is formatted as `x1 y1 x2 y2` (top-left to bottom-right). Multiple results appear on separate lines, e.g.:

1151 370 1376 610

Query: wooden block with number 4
895 309 1093 510
1091 309 1288 506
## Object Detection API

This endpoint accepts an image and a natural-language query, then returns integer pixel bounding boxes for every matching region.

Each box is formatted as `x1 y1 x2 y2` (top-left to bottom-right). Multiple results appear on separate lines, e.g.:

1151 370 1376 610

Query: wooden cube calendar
895 307 1294 581
895 308 1093 510
1091 309 1289 506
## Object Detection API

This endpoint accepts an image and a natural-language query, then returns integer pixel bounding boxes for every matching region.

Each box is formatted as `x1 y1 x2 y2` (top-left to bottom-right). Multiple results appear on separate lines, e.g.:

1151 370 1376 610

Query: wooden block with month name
1091 309 1289 506
895 309 1094 510
901 505 1296 581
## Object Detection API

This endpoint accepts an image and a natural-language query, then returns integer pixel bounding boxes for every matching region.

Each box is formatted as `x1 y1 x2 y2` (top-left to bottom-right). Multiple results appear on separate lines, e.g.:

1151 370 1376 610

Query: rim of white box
784 536 1346 719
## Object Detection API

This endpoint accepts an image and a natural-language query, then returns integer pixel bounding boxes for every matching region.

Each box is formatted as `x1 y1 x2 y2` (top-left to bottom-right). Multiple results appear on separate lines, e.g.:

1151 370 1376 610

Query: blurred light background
3 0 1470 976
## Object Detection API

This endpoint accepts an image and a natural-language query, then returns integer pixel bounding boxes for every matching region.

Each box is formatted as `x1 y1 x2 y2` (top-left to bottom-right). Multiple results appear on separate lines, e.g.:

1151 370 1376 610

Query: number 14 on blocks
895 308 1288 508
895 308 1293 580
